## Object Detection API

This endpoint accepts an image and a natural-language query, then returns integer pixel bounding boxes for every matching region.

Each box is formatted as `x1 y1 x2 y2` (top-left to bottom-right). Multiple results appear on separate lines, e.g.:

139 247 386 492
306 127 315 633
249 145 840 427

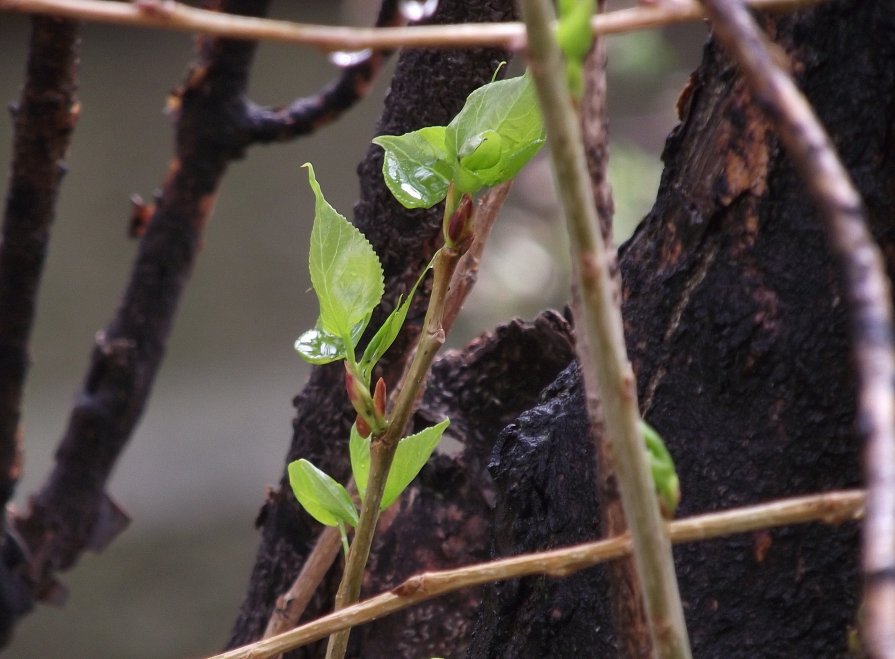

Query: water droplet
399 0 439 22
328 48 373 68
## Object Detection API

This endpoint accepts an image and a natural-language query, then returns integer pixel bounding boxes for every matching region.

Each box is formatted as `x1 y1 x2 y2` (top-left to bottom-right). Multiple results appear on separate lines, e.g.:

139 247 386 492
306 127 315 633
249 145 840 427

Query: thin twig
521 0 691 657
325 244 463 658
209 489 865 659
444 182 512 330
0 0 825 52
578 12 653 655
262 527 341 643
696 2 895 656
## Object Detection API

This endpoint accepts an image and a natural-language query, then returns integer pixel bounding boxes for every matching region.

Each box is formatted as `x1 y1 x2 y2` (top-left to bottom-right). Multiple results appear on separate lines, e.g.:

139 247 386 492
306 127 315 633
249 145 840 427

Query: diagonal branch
9 0 395 625
212 489 866 659
696 2 895 656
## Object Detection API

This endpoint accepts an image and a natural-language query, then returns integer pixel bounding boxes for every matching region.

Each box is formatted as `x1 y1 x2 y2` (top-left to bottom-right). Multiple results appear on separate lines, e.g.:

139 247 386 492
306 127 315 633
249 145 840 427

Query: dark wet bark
472 1 895 657
0 16 80 644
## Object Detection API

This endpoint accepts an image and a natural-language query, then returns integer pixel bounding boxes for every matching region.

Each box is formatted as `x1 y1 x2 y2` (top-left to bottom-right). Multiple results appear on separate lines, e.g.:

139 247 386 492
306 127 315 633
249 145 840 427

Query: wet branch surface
0 15 79 642
6 0 396 637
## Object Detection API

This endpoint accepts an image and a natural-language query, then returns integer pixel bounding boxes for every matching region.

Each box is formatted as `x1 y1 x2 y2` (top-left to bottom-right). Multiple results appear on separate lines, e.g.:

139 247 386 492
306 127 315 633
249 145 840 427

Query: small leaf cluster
287 72 548 552
290 164 448 542
373 72 546 210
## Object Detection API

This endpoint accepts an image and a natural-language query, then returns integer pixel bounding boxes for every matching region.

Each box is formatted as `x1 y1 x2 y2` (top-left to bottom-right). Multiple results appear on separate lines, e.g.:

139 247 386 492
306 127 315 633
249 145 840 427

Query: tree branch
696 2 895 656
521 0 691 656
211 489 865 659
0 0 825 52
0 15 79 519
10 0 394 619
0 14 80 642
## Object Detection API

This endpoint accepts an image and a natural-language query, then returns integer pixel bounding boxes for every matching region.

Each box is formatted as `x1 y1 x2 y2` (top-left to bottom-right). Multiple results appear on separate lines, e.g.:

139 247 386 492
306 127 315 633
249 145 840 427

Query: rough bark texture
227 0 518 649
466 363 617 657
471 1 893 657
0 16 79 642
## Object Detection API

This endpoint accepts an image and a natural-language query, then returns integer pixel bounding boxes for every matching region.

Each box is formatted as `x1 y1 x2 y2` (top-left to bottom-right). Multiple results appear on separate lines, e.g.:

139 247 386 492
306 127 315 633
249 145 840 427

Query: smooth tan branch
210 489 865 659
1 0 824 52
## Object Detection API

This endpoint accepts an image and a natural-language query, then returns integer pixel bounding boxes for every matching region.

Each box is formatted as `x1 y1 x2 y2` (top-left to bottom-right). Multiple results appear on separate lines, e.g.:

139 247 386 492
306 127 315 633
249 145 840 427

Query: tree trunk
232 0 895 656
472 1 894 656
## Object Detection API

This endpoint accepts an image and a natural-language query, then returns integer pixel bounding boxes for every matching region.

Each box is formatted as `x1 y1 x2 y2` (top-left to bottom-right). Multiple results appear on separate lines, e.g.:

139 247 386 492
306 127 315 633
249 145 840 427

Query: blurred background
0 1 703 656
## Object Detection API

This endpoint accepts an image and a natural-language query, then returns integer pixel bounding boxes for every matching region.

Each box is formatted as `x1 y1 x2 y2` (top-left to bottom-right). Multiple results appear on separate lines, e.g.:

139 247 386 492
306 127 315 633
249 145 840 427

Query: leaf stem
325 245 461 659
519 0 692 656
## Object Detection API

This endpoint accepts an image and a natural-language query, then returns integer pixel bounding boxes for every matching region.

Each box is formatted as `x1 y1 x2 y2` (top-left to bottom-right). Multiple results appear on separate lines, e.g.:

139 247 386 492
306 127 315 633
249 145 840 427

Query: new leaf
445 73 546 194
288 459 359 528
351 419 450 510
304 163 384 346
382 419 450 508
372 127 453 209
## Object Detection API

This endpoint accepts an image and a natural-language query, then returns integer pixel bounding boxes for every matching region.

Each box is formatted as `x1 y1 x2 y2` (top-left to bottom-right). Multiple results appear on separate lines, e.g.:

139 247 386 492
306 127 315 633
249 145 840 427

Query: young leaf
358 256 435 384
372 126 453 209
288 458 359 528
381 418 450 510
305 163 384 343
349 423 371 498
557 0 596 98
445 73 546 194
641 420 681 518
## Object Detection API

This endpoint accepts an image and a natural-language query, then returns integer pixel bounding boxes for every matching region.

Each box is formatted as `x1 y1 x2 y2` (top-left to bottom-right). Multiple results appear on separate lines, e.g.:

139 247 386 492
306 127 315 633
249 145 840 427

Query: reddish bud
445 193 475 250
373 377 387 417
355 415 372 438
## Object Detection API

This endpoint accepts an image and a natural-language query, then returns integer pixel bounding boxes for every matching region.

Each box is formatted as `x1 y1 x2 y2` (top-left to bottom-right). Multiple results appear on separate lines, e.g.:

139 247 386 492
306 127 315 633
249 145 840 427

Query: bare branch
0 16 79 517
211 489 865 659
696 2 895 656
10 0 393 622
0 0 825 52
0 14 79 641
244 0 401 144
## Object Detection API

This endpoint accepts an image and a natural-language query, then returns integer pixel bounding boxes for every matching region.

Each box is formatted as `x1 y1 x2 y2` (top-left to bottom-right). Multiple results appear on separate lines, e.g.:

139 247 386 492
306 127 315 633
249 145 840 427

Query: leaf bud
445 193 475 251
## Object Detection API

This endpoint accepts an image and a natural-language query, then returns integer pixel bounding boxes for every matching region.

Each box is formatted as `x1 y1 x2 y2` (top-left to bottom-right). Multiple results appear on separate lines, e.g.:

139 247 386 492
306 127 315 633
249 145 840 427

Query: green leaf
288 459 359 527
372 127 453 209
445 73 546 194
305 163 384 342
349 423 371 498
641 420 680 518
358 257 435 384
381 419 450 510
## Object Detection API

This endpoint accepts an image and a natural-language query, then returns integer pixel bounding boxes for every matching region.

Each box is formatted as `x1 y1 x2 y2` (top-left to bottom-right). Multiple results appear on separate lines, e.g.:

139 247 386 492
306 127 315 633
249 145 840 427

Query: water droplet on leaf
399 0 438 22
328 49 373 68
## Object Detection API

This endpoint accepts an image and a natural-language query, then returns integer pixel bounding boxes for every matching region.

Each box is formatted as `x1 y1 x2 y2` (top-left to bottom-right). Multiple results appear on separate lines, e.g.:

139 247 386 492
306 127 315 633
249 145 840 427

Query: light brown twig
209 489 865 659
521 0 691 656
0 0 825 52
